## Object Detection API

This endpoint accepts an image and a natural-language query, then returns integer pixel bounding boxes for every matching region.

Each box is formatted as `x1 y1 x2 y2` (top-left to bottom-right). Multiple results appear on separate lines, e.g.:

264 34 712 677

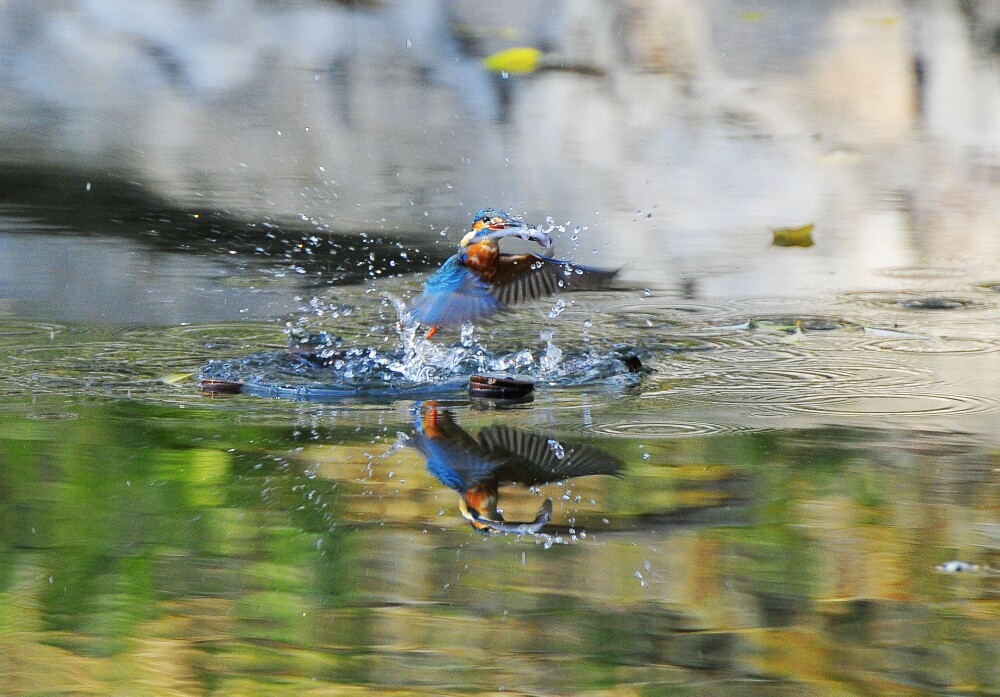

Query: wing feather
491 255 617 308
476 425 623 485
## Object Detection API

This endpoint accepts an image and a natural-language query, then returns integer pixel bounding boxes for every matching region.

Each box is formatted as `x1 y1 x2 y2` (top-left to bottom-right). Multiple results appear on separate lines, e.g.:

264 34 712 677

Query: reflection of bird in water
408 401 622 534
409 208 617 338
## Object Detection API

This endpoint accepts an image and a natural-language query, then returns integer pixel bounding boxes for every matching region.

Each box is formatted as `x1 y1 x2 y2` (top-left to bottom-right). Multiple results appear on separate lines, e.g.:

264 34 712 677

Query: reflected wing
476 425 623 486
409 255 500 326
410 406 516 490
490 254 618 308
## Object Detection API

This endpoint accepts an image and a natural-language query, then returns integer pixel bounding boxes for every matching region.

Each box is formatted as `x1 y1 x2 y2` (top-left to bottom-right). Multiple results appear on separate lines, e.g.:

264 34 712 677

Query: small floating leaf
160 372 194 385
771 223 815 248
748 319 797 332
483 47 542 75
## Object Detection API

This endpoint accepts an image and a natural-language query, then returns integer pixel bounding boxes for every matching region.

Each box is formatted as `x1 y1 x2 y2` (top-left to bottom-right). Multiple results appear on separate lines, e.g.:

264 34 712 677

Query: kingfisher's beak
487 216 525 231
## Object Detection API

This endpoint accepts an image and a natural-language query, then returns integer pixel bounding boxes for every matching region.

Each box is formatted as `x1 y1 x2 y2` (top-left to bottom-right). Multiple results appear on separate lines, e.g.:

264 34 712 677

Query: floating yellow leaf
771 223 815 248
160 372 194 385
739 10 765 22
482 47 542 75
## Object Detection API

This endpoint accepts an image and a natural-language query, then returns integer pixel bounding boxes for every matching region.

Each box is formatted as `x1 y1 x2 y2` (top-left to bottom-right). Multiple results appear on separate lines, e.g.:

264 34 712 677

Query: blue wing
409 404 622 492
408 255 501 326
410 404 515 491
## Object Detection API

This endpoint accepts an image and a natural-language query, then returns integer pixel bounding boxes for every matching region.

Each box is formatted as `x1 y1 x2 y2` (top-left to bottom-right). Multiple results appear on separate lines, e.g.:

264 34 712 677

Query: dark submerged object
469 373 535 402
200 379 243 395
408 401 622 535
900 296 971 310
409 208 617 335
612 348 643 373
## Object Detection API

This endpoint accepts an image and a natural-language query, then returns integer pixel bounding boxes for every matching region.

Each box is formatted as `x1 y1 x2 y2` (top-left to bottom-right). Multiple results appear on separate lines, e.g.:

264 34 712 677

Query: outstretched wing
490 254 618 308
408 255 501 326
410 405 519 490
475 425 623 486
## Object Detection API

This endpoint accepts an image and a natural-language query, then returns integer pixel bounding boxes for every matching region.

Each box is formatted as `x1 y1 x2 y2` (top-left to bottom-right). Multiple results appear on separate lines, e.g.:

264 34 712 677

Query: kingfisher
407 401 622 534
409 208 617 338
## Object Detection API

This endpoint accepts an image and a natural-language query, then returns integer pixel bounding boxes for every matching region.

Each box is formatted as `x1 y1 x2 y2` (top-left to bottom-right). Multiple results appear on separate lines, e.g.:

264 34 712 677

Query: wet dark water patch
900 297 976 310
842 291 989 312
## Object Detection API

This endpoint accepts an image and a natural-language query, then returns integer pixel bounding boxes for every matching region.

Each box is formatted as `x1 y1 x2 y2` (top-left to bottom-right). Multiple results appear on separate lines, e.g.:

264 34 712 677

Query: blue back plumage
411 404 505 492
409 254 500 326
423 254 470 293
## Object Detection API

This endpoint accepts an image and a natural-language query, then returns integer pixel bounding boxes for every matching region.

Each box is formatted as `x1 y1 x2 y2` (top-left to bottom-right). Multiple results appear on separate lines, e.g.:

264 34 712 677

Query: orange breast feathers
462 241 500 282
420 407 443 438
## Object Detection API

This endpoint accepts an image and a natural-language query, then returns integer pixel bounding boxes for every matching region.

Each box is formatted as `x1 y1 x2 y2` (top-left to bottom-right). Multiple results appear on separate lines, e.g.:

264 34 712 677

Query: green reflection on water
0 397 997 695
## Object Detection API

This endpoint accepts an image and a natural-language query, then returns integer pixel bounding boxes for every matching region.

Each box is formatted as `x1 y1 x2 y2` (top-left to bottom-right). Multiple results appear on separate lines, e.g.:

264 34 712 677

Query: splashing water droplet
460 323 475 347
548 298 566 319
540 330 563 374
547 439 565 459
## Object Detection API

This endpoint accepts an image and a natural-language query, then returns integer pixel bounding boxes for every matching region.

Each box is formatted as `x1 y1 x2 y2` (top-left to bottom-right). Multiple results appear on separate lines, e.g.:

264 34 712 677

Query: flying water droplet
548 298 566 318
547 439 565 459
540 330 563 373
460 323 475 347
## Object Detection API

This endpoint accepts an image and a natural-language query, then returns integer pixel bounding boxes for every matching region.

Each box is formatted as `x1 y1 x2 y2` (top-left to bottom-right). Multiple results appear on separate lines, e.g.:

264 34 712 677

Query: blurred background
2 0 1000 308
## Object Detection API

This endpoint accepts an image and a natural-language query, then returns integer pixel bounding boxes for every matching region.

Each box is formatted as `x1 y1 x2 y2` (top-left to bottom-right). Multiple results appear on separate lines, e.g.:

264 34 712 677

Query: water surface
1 200 998 695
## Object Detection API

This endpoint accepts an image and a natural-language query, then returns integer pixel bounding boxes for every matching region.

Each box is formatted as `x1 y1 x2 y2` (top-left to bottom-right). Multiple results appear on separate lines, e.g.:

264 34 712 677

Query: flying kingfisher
409 208 617 338
407 401 622 534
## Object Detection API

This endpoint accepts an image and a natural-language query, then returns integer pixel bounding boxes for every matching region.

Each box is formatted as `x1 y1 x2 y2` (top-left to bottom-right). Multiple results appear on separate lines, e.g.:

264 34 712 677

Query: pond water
1 193 999 696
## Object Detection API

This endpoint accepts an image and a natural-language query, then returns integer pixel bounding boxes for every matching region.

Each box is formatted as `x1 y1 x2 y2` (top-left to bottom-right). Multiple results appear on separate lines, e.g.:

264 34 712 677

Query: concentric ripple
588 419 751 438
861 336 1000 355
776 392 998 417
879 266 971 280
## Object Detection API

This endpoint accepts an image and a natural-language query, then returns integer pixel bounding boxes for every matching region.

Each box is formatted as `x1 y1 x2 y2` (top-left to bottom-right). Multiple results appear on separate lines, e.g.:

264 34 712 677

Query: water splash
539 329 563 374
547 438 566 460
200 302 642 400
